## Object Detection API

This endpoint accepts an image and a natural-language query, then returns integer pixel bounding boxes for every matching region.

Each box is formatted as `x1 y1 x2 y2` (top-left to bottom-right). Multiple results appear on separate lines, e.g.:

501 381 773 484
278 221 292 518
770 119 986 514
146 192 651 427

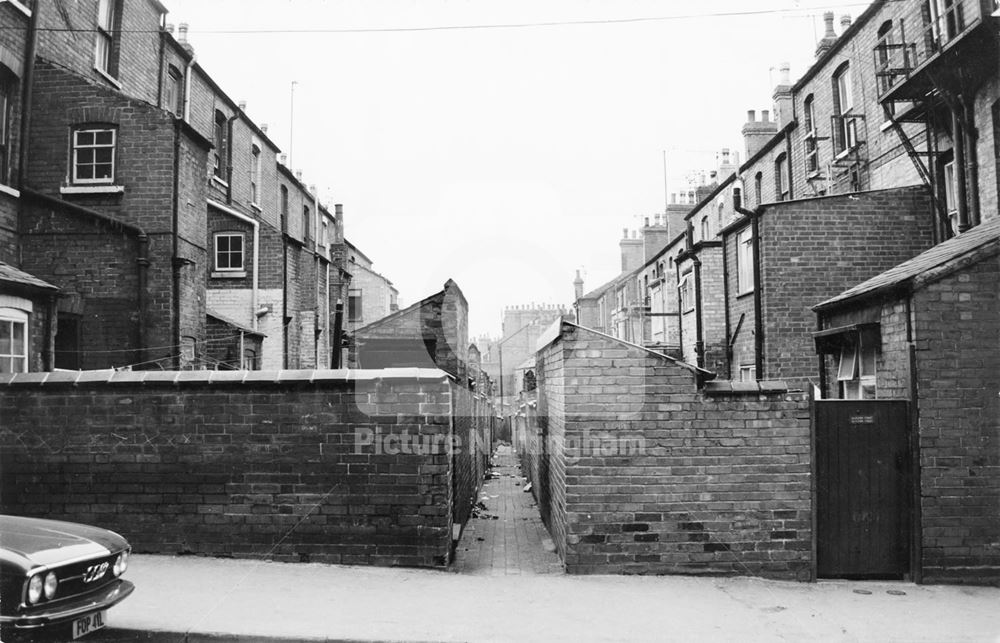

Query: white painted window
214 232 244 271
944 160 958 234
736 227 754 294
0 308 28 373
739 363 756 382
678 271 693 312
837 340 877 399
72 128 116 184
95 0 117 76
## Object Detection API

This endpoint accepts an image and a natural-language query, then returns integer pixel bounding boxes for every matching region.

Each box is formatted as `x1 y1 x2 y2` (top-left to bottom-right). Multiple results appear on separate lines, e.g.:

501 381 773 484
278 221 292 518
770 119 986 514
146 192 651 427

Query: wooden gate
815 400 912 579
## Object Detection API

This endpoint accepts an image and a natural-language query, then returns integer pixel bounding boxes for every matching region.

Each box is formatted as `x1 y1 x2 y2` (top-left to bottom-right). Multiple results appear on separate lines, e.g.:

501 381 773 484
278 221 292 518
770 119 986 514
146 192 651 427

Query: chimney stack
816 12 838 58
295 170 303 181
742 108 778 160
773 62 793 127
642 215 671 258
573 270 584 301
620 229 644 272
279 153 287 165
177 23 195 55
165 23 174 34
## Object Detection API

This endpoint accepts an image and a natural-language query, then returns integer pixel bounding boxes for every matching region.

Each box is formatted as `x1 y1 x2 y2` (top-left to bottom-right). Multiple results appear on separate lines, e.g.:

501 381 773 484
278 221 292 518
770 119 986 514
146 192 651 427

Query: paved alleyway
451 444 564 575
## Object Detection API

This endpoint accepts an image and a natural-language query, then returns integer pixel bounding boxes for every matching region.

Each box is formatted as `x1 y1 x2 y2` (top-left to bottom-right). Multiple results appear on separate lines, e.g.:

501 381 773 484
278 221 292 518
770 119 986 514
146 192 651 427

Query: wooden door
815 400 911 579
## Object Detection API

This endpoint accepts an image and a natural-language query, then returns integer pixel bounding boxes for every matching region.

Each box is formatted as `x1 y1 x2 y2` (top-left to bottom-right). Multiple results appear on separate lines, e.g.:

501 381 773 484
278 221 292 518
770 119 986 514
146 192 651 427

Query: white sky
164 0 869 338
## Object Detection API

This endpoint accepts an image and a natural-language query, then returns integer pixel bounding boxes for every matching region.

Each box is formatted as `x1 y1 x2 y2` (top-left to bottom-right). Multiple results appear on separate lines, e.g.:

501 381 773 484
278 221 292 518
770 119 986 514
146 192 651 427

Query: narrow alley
452 445 563 576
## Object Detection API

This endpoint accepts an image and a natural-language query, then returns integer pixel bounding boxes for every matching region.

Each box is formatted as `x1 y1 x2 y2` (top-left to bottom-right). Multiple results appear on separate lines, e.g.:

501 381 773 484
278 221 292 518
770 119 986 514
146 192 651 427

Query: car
0 515 134 640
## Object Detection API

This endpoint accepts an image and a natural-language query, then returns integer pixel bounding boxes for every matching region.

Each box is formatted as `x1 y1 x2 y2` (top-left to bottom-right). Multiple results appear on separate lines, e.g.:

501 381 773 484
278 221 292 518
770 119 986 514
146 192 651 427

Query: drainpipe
183 54 197 122
226 114 237 204
692 253 705 369
209 200 259 331
311 185 322 366
674 252 683 357
963 98 980 227
952 107 970 232
16 0 39 190
734 193 764 379
171 123 181 367
44 294 57 371
332 300 344 368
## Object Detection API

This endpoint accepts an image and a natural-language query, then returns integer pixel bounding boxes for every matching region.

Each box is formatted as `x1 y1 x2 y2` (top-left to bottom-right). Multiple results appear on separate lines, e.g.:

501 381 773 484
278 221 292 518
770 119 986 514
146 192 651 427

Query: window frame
302 205 311 242
736 227 754 295
803 95 819 175
213 232 245 272
837 338 877 400
348 288 362 323
833 63 856 154
71 127 117 185
0 308 29 374
213 110 228 182
754 172 763 206
943 159 958 234
775 153 789 201
739 363 756 382
166 65 183 116
678 270 694 313
94 0 119 78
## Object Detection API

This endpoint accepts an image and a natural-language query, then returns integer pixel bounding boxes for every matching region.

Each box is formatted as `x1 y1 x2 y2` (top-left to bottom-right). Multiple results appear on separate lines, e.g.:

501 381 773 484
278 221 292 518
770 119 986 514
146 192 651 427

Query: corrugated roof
815 217 1000 311
0 262 59 292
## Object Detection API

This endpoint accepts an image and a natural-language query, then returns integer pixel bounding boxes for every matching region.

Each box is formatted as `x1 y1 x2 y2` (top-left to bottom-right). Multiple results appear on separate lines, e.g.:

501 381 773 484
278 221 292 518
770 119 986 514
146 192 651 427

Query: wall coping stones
703 379 790 395
0 368 452 387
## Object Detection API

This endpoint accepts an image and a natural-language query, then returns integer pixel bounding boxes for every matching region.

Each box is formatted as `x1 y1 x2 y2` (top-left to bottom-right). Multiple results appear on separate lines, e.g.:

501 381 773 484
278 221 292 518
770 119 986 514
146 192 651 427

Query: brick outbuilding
813 216 1000 584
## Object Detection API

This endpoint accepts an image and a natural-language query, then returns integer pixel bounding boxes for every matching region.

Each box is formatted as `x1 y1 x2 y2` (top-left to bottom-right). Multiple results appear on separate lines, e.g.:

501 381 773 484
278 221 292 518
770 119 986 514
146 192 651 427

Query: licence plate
72 611 107 639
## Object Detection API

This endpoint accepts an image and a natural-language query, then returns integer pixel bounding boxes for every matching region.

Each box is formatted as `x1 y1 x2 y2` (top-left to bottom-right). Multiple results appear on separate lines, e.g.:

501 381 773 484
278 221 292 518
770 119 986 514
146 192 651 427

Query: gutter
208 199 259 331
734 193 765 380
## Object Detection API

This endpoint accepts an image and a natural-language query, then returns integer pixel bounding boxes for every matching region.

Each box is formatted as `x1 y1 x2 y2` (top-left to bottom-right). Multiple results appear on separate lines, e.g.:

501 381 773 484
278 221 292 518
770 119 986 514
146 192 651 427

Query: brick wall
36 0 163 104
0 370 459 568
912 252 1000 584
450 387 493 529
758 186 934 385
526 322 812 579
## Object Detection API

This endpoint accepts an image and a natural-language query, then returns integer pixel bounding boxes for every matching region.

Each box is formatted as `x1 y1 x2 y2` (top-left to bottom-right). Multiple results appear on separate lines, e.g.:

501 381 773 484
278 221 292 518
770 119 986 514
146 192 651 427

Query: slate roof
815 216 1000 311
0 262 59 293
207 309 266 337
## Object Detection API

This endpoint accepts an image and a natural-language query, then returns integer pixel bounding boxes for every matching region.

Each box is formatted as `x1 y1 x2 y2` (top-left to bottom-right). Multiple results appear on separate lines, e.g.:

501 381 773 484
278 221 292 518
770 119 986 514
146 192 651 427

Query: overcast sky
165 0 868 338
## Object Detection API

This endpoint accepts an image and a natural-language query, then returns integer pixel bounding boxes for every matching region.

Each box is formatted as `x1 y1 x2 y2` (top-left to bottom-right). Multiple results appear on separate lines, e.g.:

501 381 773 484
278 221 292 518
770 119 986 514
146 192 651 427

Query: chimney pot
761 110 770 122
260 123 268 133
779 62 791 84
841 14 852 30
295 170 303 180
644 216 650 228
280 153 287 165
824 12 836 36
165 23 175 33
622 227 628 239
747 110 756 122
178 23 189 42
335 204 343 217
238 100 247 111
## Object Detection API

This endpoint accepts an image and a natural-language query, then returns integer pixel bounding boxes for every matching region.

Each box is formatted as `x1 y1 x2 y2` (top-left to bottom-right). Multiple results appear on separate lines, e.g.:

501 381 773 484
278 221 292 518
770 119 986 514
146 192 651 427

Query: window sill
3 0 32 17
211 271 247 279
250 203 262 212
736 289 755 300
0 183 20 199
834 149 853 162
211 175 229 189
61 185 124 195
880 119 896 132
93 66 123 90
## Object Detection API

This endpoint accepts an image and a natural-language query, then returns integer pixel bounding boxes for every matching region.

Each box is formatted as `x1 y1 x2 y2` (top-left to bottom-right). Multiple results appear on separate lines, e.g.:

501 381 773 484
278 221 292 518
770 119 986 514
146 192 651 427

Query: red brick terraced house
5 0 365 372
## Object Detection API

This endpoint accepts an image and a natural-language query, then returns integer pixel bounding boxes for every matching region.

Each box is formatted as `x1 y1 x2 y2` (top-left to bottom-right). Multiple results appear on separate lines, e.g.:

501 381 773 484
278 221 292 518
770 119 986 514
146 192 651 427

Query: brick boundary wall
526 323 812 579
0 369 479 568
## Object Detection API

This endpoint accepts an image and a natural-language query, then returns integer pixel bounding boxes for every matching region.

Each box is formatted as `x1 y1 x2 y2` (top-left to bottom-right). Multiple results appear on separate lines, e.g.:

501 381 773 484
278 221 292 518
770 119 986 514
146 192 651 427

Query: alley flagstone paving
451 444 564 576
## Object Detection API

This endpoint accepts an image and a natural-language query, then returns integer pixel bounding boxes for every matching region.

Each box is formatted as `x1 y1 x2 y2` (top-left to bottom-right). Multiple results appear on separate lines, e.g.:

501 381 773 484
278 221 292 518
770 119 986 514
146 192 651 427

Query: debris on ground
523 482 533 493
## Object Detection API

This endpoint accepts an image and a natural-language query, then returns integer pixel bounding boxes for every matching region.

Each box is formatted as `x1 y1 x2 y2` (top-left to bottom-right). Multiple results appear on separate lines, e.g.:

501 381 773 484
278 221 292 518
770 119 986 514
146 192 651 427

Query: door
815 400 911 579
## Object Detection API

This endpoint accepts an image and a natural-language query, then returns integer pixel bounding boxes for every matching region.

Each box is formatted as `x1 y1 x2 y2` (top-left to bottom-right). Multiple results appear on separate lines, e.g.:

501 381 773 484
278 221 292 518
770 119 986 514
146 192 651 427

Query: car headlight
113 551 129 577
27 574 43 604
43 572 58 600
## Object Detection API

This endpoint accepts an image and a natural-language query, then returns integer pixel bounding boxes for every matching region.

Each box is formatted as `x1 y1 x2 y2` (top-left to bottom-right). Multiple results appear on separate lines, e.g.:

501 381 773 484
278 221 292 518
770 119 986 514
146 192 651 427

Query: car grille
46 552 122 603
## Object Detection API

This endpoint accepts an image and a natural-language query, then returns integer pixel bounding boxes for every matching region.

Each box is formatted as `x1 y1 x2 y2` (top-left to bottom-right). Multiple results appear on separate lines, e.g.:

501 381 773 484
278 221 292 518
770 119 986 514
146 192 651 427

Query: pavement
87 446 1000 643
